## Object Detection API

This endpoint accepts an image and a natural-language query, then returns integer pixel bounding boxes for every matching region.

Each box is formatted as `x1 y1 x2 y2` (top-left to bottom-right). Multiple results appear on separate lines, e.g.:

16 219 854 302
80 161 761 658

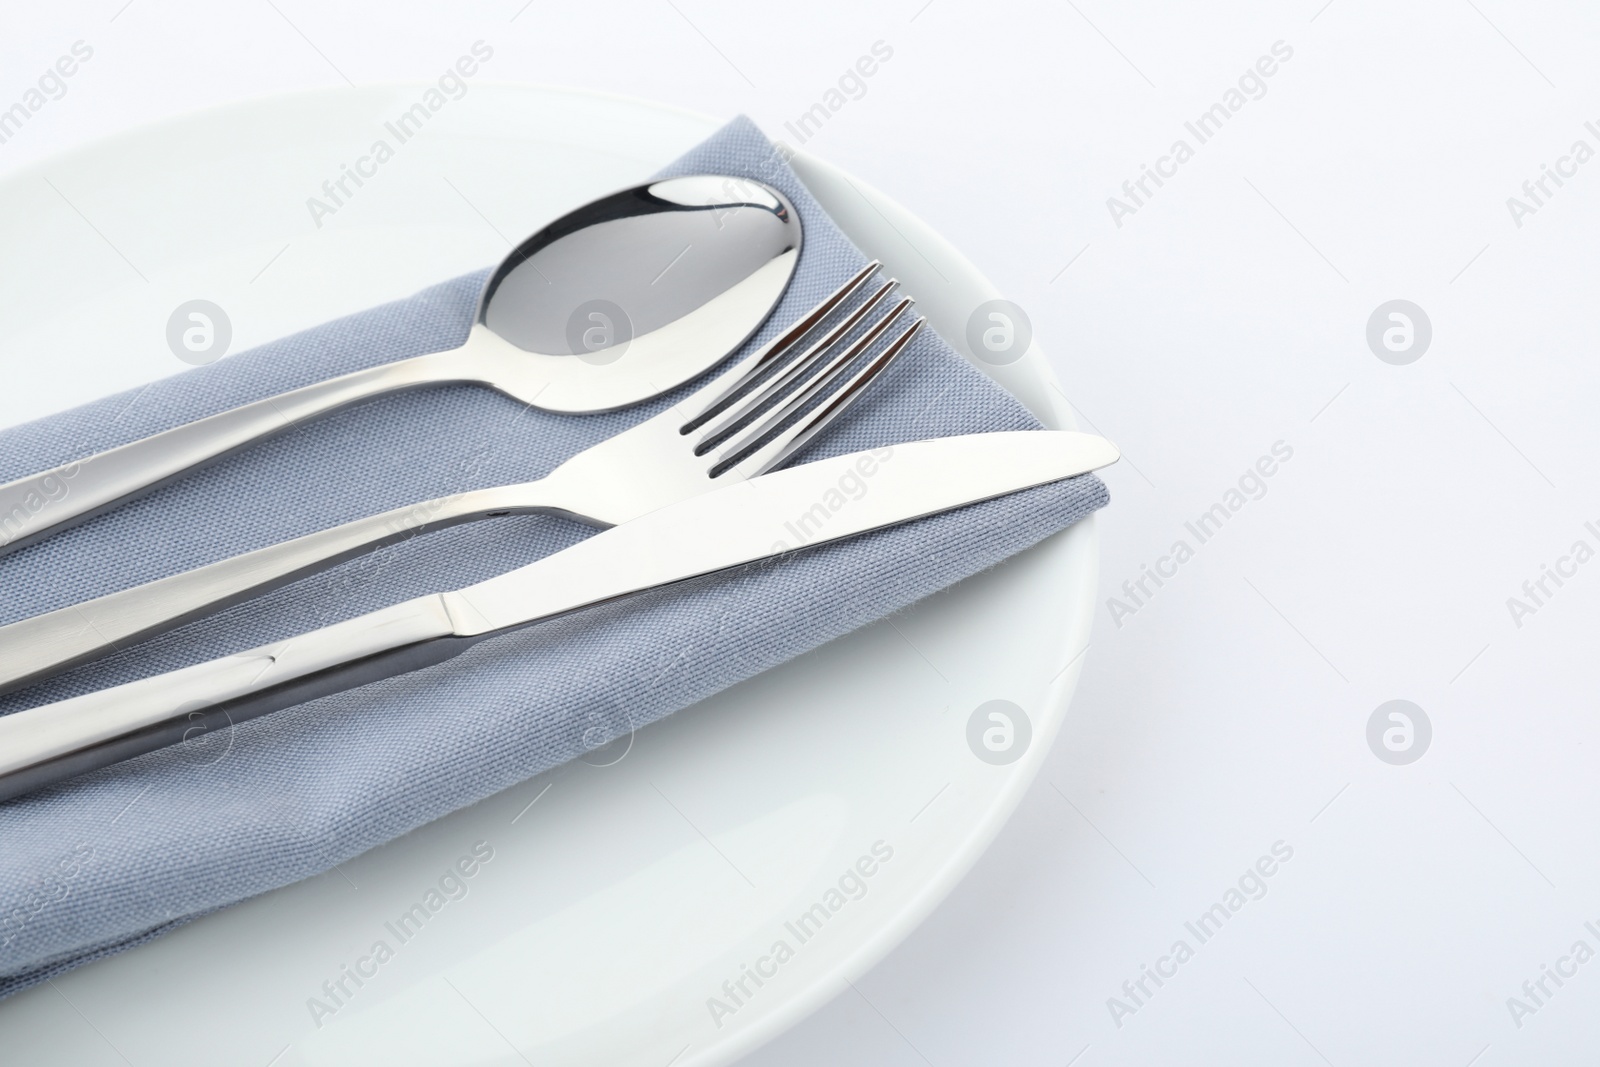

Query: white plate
0 85 1097 1067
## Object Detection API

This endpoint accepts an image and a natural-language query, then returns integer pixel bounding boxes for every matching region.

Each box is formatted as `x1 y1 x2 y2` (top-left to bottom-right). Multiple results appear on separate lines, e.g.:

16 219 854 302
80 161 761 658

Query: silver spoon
0 175 801 557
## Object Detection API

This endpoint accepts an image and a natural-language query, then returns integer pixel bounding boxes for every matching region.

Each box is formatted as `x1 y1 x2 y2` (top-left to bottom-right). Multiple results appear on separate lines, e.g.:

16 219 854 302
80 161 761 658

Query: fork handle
0 629 482 804
0 348 467 558
0 478 583 696
0 594 477 803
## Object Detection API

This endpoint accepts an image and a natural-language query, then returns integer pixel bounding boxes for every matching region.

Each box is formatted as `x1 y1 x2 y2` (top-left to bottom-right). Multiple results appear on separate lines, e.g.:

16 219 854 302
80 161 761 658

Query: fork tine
678 261 883 435
709 313 925 480
691 278 898 454
720 296 911 454
710 296 912 459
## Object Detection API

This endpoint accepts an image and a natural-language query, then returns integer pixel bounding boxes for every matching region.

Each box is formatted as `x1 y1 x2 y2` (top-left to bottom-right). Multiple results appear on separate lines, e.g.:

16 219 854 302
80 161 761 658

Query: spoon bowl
470 174 800 410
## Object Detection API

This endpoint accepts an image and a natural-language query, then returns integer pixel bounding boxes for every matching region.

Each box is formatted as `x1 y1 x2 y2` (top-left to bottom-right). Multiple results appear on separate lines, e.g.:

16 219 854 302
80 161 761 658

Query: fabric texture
0 116 1107 996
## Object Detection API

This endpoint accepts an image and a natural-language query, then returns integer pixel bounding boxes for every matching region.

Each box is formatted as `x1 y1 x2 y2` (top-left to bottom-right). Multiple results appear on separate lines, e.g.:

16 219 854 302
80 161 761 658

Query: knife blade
0 429 1117 801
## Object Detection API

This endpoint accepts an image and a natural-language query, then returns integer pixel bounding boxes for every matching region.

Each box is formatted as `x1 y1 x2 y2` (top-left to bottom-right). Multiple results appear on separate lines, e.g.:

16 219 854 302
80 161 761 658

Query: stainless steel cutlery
0 172 1120 806
0 429 1119 801
0 262 912 694
0 175 800 556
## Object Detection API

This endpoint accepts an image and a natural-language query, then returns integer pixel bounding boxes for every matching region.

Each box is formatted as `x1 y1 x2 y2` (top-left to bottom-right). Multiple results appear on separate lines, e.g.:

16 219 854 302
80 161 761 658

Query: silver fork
0 263 924 695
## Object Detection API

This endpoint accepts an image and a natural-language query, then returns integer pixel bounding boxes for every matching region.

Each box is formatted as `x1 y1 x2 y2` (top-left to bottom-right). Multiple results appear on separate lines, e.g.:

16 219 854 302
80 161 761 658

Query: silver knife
0 429 1117 802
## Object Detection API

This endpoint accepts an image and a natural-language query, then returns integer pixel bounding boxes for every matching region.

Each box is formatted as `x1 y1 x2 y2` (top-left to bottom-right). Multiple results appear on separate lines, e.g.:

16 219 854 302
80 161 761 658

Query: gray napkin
0 117 1107 997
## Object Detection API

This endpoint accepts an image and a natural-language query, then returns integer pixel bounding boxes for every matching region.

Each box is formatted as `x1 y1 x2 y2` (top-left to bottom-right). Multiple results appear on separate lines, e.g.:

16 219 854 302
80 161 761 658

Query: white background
3 1 1598 1063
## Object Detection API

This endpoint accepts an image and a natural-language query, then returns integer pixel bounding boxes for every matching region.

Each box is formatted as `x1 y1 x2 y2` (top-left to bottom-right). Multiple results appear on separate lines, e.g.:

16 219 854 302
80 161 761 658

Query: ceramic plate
0 85 1096 1067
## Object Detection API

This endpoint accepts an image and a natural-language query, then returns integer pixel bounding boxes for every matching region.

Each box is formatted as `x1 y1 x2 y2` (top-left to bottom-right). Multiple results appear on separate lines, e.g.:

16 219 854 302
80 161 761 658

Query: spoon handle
0 475 585 696
0 349 464 558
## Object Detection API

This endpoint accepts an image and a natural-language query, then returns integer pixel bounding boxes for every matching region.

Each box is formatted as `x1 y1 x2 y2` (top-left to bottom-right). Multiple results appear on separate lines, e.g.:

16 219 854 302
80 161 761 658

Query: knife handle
0 594 477 803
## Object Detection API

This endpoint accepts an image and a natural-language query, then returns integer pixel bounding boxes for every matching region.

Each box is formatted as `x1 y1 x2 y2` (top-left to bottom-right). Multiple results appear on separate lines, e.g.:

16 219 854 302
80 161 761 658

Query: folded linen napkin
0 116 1107 997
